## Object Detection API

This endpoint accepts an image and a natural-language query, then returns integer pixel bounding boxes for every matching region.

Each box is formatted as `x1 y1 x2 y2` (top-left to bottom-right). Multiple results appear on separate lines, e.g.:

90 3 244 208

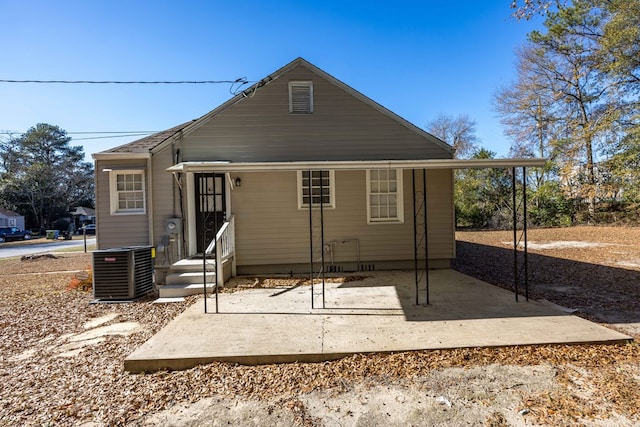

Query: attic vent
289 81 313 114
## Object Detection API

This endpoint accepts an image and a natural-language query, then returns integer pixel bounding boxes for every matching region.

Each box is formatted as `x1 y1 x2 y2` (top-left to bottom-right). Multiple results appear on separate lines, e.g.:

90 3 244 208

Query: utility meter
165 217 182 234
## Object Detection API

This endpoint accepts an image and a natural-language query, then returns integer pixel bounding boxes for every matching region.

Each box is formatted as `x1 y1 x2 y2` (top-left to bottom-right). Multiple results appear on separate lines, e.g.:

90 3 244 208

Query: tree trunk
585 137 596 219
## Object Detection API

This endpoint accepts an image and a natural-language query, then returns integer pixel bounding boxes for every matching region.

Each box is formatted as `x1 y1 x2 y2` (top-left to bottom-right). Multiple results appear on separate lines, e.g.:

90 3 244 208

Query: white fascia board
439 158 548 169
166 158 547 173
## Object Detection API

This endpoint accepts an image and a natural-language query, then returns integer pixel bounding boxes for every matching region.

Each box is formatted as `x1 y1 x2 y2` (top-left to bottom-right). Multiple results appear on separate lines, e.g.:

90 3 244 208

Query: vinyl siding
95 159 150 249
231 169 453 268
151 146 180 245
179 64 451 162
97 61 455 263
0 215 25 230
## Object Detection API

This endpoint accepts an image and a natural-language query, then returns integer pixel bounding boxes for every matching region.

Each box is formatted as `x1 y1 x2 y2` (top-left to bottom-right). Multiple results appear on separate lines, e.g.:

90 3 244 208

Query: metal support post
423 169 429 305
512 167 518 302
202 177 208 314
522 167 529 302
412 169 429 305
320 171 326 309
412 170 418 305
213 174 219 313
308 170 314 309
511 167 531 303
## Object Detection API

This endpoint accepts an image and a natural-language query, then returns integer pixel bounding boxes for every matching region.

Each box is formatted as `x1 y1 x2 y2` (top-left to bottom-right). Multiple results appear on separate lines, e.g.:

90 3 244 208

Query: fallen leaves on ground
1 227 639 426
221 275 369 293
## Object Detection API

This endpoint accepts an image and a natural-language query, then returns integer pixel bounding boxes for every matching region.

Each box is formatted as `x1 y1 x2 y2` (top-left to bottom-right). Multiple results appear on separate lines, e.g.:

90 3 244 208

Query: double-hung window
297 170 335 209
110 170 146 214
367 169 403 223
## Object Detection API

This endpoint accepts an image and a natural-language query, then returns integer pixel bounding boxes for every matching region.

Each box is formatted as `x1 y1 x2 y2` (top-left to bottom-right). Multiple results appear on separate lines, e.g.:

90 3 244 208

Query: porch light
234 177 242 187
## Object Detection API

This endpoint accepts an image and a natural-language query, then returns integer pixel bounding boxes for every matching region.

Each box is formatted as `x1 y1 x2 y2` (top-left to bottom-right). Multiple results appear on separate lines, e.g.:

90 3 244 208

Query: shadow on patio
452 241 640 325
125 269 630 372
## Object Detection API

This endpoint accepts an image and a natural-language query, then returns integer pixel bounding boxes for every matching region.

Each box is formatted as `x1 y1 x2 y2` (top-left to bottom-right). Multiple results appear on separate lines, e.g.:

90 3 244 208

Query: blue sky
0 1 543 161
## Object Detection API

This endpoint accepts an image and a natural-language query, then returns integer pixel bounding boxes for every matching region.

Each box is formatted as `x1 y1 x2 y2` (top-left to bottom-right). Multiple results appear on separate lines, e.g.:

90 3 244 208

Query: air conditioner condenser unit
93 246 154 300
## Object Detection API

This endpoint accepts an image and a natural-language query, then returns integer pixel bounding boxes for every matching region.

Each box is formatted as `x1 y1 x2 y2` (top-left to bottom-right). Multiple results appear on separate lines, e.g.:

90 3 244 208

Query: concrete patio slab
125 270 631 372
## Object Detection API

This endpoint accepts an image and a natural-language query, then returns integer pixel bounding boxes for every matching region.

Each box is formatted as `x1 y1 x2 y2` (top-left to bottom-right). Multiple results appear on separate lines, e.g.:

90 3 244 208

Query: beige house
93 58 540 299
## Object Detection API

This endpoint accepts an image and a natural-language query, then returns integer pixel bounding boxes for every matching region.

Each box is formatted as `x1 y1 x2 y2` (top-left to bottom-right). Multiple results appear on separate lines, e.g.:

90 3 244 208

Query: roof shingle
104 120 196 153
0 208 21 217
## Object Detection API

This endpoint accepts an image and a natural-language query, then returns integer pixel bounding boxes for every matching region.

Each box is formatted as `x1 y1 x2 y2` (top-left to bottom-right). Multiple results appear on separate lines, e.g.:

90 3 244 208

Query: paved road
0 238 96 259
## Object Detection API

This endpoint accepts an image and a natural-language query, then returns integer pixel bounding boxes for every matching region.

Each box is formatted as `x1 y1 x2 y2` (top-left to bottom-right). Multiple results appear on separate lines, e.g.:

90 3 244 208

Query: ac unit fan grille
93 247 153 300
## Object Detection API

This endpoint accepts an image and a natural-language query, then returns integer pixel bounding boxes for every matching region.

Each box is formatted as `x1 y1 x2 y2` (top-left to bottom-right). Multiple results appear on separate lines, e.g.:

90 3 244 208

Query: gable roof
0 208 21 217
70 206 96 216
95 58 452 158
102 120 196 154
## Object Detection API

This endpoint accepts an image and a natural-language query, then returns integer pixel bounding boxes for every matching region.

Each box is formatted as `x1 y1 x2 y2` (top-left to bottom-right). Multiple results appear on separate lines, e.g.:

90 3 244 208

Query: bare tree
531 6 623 216
494 45 562 190
426 114 479 159
497 2 631 218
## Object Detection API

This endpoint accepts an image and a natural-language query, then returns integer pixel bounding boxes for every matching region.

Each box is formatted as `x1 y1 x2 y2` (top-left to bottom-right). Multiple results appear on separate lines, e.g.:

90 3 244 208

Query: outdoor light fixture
234 177 242 187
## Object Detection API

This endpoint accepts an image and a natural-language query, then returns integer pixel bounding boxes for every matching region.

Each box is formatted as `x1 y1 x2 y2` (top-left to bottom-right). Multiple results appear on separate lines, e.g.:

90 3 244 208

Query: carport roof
166 158 547 173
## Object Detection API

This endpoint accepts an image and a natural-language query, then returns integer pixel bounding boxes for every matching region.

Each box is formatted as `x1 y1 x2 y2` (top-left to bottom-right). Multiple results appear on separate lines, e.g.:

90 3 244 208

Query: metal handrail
204 215 235 288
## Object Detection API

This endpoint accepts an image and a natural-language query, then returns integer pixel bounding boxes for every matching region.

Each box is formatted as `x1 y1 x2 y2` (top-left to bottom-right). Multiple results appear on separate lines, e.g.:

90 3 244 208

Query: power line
0 130 158 142
0 78 250 85
71 134 155 141
0 76 254 96
0 130 156 135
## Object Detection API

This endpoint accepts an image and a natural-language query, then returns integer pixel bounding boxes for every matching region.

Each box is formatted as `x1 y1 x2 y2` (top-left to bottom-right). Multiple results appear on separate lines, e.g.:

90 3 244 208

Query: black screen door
195 173 226 253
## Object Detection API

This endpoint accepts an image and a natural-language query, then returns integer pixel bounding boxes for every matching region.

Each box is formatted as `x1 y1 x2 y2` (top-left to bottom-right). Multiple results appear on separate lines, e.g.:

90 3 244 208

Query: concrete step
171 259 216 272
158 283 216 298
166 271 216 286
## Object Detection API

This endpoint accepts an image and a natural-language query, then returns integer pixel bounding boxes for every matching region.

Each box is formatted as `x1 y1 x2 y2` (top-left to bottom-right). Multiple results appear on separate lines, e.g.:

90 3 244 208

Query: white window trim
109 169 146 215
297 170 335 209
289 81 313 114
366 169 404 224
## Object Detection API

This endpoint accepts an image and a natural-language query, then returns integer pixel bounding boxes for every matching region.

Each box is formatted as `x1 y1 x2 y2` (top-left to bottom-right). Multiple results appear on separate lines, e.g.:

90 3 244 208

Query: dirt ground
0 226 639 426
452 226 640 338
